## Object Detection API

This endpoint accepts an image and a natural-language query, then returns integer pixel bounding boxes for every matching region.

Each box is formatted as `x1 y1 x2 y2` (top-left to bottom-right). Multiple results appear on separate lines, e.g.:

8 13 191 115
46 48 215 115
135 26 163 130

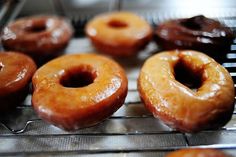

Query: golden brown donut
1 16 73 63
86 12 152 57
166 148 230 157
154 15 235 56
32 53 128 130
0 52 36 112
138 50 235 132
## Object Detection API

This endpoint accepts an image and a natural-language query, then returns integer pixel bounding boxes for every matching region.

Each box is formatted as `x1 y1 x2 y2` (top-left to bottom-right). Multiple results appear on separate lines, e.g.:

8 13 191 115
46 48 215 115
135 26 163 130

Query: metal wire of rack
0 0 236 156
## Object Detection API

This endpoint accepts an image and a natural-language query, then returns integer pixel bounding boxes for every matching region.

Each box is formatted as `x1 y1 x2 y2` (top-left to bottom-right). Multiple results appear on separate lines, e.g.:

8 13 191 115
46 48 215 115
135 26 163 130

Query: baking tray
0 0 236 156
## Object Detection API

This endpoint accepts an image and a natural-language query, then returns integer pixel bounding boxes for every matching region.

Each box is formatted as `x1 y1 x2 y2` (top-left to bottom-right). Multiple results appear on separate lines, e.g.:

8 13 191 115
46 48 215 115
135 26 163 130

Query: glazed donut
1 16 73 63
32 53 128 130
166 148 230 157
138 50 235 132
154 15 235 56
0 52 36 112
85 12 152 57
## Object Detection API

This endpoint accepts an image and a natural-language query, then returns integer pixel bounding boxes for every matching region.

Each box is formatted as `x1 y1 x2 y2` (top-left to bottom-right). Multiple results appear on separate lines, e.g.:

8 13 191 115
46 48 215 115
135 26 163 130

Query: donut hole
0 63 4 71
180 16 204 30
108 19 128 28
60 66 97 88
174 62 202 91
26 24 47 33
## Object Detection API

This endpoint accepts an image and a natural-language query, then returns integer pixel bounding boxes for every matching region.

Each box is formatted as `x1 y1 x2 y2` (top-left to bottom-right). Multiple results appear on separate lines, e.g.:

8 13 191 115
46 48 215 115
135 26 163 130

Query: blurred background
13 0 236 17
1 0 236 35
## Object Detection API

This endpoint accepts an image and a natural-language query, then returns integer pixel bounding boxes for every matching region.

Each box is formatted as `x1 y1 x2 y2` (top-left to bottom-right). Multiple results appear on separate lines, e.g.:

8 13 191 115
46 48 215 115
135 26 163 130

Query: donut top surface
155 15 234 49
1 15 72 41
0 52 36 96
166 148 230 157
1 16 73 55
86 12 152 46
32 53 127 111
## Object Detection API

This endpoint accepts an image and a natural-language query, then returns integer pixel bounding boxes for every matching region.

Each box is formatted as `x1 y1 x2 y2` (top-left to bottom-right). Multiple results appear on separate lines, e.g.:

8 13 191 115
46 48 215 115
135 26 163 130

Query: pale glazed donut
1 16 73 63
138 50 235 132
0 52 36 112
166 148 230 157
86 12 152 57
32 53 128 130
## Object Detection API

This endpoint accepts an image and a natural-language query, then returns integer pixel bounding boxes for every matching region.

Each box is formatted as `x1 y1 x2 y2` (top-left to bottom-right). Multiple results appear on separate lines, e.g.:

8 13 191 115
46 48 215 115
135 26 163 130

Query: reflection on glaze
2 27 16 40
88 28 97 36
0 62 5 71
9 69 27 84
95 77 121 102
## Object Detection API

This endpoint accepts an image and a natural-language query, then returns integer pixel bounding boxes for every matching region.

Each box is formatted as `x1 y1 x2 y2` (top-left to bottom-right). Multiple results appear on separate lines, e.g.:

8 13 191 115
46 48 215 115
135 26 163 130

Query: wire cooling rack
0 0 236 156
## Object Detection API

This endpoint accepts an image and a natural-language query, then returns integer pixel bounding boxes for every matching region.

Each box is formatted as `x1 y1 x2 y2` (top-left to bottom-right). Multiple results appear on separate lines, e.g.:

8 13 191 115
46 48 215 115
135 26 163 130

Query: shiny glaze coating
86 12 152 57
138 50 235 132
1 16 73 61
154 16 235 56
0 52 36 112
166 148 230 157
32 53 128 130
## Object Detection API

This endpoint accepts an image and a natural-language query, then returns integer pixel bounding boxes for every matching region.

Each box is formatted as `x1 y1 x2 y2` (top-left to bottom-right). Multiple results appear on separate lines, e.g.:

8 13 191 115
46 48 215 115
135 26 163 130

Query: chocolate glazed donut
154 15 235 57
